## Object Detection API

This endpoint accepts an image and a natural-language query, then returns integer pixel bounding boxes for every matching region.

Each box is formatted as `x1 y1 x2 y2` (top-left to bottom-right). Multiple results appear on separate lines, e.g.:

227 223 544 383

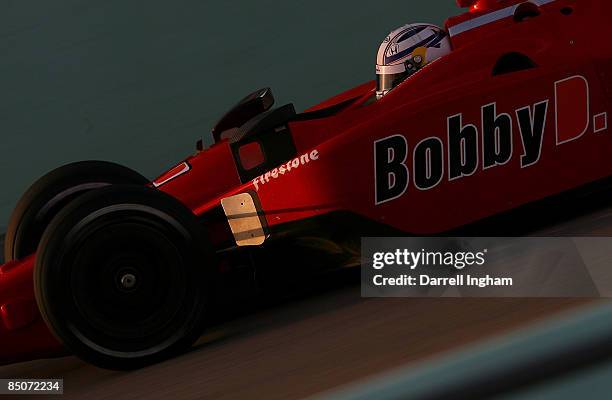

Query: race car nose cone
119 273 137 290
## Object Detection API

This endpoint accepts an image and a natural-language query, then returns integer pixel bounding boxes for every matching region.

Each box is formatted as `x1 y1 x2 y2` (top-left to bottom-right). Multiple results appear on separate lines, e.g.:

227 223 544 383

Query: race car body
1 0 610 368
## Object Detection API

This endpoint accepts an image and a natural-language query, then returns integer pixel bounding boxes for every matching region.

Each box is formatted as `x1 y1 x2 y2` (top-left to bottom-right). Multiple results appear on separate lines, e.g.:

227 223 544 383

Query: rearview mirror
212 88 275 143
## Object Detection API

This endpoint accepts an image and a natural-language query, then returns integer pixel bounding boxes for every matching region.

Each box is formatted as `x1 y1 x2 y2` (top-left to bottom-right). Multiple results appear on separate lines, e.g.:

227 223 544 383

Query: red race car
0 0 607 369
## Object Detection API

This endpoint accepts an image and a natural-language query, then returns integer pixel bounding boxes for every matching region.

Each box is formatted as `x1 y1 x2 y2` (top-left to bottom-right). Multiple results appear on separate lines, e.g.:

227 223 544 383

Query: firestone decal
253 149 319 191
374 75 602 205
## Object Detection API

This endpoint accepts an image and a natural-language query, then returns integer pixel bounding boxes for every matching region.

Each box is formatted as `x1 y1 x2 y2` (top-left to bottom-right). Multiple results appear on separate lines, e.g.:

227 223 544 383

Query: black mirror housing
212 88 275 143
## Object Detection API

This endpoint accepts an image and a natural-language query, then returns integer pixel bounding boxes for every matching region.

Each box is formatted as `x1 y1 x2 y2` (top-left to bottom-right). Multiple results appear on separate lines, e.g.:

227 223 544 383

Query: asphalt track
2 198 611 400
0 297 591 400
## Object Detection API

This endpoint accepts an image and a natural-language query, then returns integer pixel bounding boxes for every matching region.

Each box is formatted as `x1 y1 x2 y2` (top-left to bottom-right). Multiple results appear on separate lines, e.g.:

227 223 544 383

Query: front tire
4 161 148 262
34 185 214 370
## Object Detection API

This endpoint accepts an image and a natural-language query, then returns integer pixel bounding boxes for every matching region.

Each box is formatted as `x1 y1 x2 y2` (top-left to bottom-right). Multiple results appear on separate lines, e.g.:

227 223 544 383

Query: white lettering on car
252 149 319 191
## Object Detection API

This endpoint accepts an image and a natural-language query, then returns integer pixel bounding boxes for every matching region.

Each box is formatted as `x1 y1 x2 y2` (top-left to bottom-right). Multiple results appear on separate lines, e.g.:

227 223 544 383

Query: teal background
0 1 457 230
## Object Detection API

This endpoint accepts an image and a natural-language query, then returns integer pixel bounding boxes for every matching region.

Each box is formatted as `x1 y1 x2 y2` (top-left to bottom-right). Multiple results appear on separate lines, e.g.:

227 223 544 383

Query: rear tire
4 161 148 262
34 185 214 370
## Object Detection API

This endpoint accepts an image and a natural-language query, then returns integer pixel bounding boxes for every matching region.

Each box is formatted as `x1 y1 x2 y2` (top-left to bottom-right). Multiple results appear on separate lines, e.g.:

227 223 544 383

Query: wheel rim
54 213 200 356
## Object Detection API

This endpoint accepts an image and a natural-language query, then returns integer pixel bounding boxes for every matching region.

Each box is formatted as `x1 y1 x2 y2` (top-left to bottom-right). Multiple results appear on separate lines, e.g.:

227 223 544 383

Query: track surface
2 203 612 399
0 295 591 400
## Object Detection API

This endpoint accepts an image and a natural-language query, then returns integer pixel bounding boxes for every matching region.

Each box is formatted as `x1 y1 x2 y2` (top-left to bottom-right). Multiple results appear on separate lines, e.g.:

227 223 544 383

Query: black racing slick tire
34 185 215 370
4 161 149 262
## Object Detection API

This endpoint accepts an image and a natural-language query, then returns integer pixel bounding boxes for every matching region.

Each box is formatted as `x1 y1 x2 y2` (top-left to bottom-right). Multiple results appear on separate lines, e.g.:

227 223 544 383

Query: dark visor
376 70 414 93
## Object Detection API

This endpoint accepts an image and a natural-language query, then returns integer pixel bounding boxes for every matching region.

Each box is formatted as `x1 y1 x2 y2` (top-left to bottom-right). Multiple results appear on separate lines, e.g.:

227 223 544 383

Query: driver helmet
376 24 451 99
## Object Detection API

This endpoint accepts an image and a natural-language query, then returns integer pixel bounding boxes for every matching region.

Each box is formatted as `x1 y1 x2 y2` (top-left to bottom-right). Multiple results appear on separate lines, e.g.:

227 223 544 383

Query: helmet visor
376 70 412 95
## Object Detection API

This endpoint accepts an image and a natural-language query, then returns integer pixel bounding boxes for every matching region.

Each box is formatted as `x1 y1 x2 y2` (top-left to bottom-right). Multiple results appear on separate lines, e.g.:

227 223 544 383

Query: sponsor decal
252 149 319 191
374 75 604 205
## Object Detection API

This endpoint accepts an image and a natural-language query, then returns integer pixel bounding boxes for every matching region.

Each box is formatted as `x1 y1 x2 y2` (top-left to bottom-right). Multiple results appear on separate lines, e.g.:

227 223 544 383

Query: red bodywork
1 0 609 365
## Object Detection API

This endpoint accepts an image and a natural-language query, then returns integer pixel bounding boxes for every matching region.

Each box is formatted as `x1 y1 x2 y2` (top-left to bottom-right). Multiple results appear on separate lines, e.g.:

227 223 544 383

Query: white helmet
376 24 451 99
